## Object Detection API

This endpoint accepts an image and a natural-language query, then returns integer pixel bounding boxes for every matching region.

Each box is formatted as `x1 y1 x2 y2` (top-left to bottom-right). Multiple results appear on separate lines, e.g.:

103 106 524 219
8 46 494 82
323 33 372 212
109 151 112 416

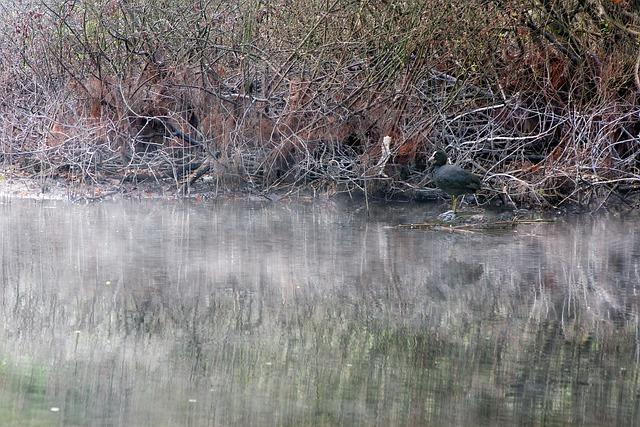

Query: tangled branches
0 0 638 210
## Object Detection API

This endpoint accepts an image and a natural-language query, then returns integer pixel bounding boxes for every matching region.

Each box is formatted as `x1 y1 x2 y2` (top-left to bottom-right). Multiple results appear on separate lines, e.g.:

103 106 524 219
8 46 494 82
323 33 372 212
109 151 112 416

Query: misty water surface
0 198 639 426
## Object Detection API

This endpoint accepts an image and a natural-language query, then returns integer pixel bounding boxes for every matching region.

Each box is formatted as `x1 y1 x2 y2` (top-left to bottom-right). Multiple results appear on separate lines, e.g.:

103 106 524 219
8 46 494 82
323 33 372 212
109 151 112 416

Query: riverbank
1 1 639 211
2 168 636 222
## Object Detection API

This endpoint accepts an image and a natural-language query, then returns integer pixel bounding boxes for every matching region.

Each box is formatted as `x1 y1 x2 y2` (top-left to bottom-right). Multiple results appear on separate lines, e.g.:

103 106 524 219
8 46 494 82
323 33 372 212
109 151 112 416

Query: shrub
0 0 638 208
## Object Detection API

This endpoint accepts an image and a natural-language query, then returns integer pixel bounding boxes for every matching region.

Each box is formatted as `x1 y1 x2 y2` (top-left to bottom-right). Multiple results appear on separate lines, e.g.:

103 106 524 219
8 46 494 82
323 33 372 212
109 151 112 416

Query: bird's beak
427 152 436 164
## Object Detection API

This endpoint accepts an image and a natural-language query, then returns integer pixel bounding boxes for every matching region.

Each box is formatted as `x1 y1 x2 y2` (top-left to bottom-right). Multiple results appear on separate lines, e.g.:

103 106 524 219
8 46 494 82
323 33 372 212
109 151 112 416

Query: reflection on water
0 198 639 426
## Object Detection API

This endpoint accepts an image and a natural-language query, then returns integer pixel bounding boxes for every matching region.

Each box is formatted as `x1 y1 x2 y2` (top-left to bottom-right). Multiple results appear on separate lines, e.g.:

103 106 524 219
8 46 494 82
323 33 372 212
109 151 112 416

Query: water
0 198 639 426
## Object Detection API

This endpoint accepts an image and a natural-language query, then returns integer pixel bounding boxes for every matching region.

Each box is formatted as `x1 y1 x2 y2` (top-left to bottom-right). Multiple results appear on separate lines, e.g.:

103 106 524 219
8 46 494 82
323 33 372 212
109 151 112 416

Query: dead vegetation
0 0 639 209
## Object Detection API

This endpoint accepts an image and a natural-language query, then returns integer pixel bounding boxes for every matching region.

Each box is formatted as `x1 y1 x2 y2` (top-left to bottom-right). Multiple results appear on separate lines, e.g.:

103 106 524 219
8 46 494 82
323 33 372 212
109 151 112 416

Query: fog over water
0 198 638 426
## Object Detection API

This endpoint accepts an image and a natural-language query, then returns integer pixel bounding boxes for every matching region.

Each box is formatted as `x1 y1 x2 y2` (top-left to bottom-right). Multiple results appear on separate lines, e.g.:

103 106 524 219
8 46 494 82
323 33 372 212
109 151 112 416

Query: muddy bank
0 166 438 204
1 170 636 222
0 172 246 203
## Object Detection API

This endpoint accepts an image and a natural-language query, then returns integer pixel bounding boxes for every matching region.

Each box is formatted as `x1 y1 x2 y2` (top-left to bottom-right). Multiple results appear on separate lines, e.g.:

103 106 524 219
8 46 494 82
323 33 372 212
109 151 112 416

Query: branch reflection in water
0 199 638 426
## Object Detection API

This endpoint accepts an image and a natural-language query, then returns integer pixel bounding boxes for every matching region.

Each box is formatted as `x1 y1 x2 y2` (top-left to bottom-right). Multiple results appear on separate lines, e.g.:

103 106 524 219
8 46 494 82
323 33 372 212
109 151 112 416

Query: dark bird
428 150 482 213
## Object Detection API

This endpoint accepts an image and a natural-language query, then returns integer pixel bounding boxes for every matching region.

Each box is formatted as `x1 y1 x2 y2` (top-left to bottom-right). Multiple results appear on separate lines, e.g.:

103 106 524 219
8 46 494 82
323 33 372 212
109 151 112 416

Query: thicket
0 0 639 208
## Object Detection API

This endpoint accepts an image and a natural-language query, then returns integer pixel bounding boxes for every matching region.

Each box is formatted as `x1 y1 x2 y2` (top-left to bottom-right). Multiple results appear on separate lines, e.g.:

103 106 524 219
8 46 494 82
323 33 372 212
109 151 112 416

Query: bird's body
431 163 482 196
429 150 482 214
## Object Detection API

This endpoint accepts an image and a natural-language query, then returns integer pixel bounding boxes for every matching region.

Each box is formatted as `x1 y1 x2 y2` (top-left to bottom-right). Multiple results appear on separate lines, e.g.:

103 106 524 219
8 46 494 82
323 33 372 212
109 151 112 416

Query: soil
1 169 637 217
0 173 213 202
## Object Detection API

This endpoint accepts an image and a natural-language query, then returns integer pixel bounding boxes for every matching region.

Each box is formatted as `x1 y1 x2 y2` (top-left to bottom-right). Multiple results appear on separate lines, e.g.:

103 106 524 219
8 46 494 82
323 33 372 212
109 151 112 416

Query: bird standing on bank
428 150 482 215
